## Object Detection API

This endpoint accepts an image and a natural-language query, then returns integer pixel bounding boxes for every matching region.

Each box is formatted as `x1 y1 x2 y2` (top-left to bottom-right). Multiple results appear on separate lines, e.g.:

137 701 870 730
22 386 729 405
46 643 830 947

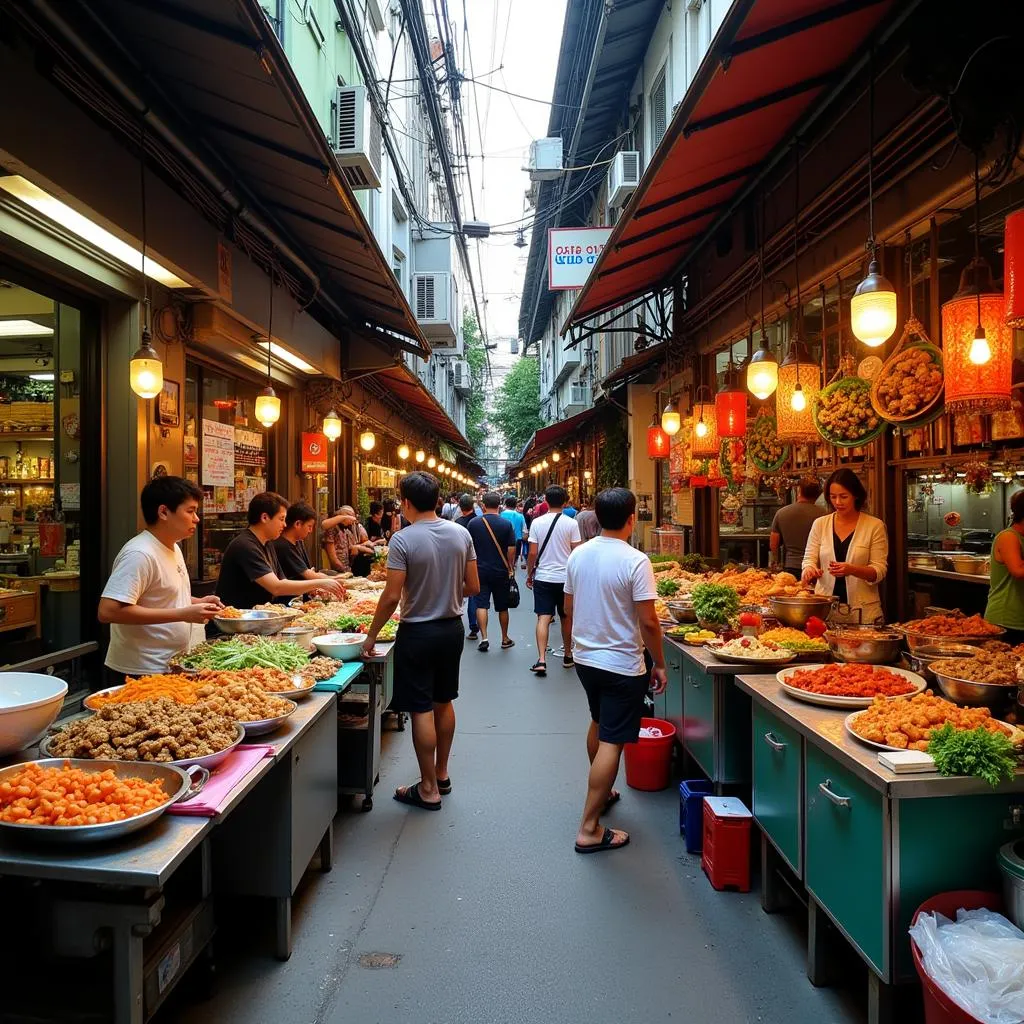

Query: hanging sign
547 227 613 290
301 432 329 474
202 419 235 486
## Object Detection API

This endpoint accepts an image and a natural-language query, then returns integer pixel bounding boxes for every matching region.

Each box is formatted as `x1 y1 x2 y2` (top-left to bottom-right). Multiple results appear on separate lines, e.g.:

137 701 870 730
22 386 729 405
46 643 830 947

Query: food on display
814 377 882 444
192 679 294 722
804 616 828 639
759 627 829 653
656 577 681 598
784 663 917 697
691 583 741 624
928 650 1019 685
900 614 1003 638
665 623 704 638
49 700 239 761
330 614 398 640
91 674 200 706
714 636 789 659
0 762 169 826
347 597 386 617
217 607 244 619
703 567 811 602
928 724 1019 787
849 692 1012 751
748 415 789 471
178 636 310 672
683 629 719 644
738 611 762 629
873 346 942 418
301 656 345 682
654 599 673 622
195 668 313 694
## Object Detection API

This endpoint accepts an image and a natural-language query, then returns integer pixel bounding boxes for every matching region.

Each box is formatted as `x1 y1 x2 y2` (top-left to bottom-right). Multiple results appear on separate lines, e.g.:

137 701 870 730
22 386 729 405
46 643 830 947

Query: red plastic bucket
910 890 1004 1024
623 717 676 791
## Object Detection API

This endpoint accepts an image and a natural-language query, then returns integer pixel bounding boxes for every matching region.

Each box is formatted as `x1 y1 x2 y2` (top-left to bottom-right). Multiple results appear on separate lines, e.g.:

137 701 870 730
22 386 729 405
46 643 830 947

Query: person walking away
770 478 825 572
563 487 667 854
455 493 481 639
440 494 459 521
575 498 600 543
361 471 479 810
466 492 517 651
273 503 339 589
984 489 1024 643
501 495 527 568
365 501 388 548
526 485 581 676
99 476 224 683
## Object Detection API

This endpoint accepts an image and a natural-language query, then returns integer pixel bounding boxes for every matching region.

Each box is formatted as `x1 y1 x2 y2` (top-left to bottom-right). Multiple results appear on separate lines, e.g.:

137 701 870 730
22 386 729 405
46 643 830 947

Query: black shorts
392 617 464 713
476 571 511 613
533 579 565 618
575 661 651 744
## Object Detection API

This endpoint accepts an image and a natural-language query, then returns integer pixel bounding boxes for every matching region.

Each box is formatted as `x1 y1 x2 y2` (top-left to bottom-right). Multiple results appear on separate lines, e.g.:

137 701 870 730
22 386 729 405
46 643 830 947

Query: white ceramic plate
845 709 1021 751
777 664 927 709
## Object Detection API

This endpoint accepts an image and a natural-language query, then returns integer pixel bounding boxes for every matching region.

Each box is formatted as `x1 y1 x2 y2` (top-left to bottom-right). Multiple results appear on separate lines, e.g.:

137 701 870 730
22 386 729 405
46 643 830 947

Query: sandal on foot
575 827 630 855
602 790 621 816
478 639 490 652
530 661 547 677
501 638 515 649
393 782 442 811
437 777 452 795
562 655 575 668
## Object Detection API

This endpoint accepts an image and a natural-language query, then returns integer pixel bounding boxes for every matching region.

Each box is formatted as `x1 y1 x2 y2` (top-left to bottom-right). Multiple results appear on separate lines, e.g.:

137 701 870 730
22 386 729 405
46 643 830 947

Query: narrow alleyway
162 588 865 1024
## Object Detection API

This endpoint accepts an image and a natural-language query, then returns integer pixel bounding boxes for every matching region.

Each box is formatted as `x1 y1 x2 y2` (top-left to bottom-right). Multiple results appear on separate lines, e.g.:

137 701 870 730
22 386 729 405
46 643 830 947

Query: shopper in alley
525 484 581 676
361 471 479 811
466 491 517 652
770 477 825 572
563 487 667 854
455 493 481 640
273 502 338 589
501 495 527 569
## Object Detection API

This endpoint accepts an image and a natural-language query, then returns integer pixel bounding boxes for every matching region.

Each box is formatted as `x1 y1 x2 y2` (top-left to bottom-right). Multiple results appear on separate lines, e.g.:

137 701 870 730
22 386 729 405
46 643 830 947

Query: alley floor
160 586 867 1024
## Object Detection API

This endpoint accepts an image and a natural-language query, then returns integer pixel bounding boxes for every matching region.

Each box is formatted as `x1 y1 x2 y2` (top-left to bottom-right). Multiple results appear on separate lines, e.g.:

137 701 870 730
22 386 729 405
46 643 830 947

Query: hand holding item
320 577 347 598
526 575 534 590
182 600 222 624
360 636 378 659
829 561 851 577
650 665 668 695
802 566 823 585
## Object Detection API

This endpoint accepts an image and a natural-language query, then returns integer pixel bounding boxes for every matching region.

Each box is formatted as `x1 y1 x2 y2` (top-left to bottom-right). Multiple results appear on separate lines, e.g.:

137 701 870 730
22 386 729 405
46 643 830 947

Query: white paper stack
878 750 935 774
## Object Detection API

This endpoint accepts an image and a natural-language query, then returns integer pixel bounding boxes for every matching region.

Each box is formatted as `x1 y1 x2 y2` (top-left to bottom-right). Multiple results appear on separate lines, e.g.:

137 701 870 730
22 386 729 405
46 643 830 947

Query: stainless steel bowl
897 625 1005 653
276 625 318 651
999 840 1024 930
906 643 981 684
950 555 989 576
667 601 697 623
931 670 1017 708
241 700 297 736
825 627 902 665
213 609 300 635
769 595 835 629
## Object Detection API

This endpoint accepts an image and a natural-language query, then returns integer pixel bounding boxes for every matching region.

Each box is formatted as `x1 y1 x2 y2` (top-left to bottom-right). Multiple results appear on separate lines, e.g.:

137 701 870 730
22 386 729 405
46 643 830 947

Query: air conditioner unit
412 271 458 346
333 85 382 189
608 151 641 208
452 359 472 395
528 137 563 182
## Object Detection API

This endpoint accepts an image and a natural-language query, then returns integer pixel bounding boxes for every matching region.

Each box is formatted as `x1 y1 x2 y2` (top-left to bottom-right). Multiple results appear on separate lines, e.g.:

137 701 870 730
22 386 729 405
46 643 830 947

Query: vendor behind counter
984 489 1024 644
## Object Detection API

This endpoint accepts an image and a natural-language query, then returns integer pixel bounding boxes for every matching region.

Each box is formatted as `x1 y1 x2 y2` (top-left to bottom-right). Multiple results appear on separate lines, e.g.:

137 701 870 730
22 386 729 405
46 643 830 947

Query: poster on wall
202 419 235 486
301 433 329 474
547 227 613 290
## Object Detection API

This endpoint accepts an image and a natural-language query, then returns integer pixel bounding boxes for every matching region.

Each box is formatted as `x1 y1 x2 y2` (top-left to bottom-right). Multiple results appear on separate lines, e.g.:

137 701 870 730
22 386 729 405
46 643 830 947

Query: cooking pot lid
998 839 1024 879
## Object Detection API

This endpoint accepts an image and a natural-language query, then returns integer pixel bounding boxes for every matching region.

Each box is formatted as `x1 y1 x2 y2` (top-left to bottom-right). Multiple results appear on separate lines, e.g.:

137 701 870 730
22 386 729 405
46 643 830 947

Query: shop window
650 66 667 152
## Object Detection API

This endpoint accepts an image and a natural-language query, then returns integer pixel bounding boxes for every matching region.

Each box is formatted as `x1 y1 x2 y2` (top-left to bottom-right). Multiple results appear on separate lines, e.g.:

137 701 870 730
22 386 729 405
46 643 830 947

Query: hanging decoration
777 341 820 443
254 263 281 429
322 410 342 441
747 414 790 472
691 386 719 457
720 438 746 487
748 192 778 399
129 123 163 400
716 349 747 438
1005 210 1024 328
647 418 670 459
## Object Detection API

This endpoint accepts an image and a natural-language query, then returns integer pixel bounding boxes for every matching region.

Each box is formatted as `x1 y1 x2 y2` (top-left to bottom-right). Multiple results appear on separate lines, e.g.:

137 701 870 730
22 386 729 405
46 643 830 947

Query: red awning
377 365 471 452
601 343 667 390
565 0 896 330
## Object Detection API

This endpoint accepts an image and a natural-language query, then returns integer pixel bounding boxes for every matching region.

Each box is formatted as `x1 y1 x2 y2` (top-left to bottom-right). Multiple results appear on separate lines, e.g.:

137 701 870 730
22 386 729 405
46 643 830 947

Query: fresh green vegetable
681 554 708 573
656 578 681 598
330 614 398 641
666 623 703 637
927 723 1019 788
180 636 309 671
691 583 740 624
648 554 678 564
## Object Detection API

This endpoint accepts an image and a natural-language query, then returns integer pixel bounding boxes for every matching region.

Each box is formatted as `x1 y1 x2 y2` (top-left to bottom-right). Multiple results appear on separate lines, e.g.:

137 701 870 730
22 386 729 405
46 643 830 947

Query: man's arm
254 572 345 598
563 591 574 639
526 541 538 589
506 544 516 571
191 594 225 607
464 557 480 597
636 599 668 694
98 597 221 626
769 530 781 561
323 539 345 571
361 569 405 655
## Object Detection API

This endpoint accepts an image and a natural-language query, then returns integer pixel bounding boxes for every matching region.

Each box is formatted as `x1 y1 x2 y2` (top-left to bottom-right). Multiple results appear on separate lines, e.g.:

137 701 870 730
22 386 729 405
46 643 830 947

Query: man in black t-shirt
466 492 516 651
365 501 388 547
273 502 337 587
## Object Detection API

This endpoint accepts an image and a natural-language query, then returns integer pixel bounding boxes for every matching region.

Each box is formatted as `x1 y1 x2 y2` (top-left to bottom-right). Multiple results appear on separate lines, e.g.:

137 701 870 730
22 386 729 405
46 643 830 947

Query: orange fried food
0 761 169 826
851 691 1011 751
902 614 1002 637
218 607 243 618
786 663 916 697
94 674 200 706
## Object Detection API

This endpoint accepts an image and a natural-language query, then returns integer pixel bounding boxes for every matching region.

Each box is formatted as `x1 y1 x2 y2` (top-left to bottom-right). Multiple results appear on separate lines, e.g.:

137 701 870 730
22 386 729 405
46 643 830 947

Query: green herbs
648 554 678 564
656 578 681 598
681 554 708 573
928 723 1019 788
180 636 309 672
330 614 398 641
691 583 740 625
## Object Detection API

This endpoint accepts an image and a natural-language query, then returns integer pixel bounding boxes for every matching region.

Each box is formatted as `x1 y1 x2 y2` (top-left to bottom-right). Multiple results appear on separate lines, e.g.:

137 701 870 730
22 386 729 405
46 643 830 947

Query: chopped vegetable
330 614 398 640
691 583 740 625
656 577 681 598
928 723 1019 788
179 637 309 672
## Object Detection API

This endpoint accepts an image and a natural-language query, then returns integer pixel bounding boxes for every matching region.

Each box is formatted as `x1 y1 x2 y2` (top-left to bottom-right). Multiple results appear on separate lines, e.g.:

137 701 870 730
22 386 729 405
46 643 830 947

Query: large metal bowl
932 670 1017 708
213 609 300 635
896 624 1005 653
241 700 297 736
0 758 202 844
905 643 981 684
769 595 835 629
824 627 902 665
667 601 697 624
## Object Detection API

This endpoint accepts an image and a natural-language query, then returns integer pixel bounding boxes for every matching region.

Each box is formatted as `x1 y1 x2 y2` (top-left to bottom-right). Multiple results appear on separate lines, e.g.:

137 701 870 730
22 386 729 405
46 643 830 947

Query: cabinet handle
818 780 851 808
763 731 786 752
690 678 700 688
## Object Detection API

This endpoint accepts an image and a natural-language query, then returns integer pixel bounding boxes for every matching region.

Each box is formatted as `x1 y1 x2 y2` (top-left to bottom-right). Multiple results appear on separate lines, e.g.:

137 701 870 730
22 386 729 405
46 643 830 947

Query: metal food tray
895 623 1006 652
213 609 301 635
241 700 297 736
0 759 205 844
709 649 795 666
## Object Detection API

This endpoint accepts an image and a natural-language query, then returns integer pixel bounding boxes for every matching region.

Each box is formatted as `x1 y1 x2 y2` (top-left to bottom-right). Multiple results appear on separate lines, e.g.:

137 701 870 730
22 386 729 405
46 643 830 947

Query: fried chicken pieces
851 691 1009 752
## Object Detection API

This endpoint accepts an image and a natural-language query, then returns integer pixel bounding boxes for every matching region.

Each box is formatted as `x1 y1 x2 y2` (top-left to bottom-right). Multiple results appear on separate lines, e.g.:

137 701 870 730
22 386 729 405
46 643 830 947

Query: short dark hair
1011 490 1024 524
545 485 567 509
798 477 822 502
482 491 501 510
248 491 289 525
369 501 383 516
285 502 317 527
459 493 475 513
505 496 517 509
140 475 203 525
595 487 636 530
825 468 868 511
401 471 440 512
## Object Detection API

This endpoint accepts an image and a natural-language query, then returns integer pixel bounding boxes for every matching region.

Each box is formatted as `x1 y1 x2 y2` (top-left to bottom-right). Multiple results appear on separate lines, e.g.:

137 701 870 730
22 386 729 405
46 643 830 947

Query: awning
513 405 604 469
376 364 471 452
565 0 896 330
81 0 430 356
601 342 667 391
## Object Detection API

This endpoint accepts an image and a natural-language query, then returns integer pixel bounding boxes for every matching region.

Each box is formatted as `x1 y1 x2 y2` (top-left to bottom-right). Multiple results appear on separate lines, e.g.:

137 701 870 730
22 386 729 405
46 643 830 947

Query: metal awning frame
565 288 672 351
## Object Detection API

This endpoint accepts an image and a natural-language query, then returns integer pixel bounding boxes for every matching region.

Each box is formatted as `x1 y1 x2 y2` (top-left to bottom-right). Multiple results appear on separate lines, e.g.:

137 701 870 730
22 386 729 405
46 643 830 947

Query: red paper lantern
689 475 708 488
1006 210 1024 328
715 387 747 438
647 423 670 458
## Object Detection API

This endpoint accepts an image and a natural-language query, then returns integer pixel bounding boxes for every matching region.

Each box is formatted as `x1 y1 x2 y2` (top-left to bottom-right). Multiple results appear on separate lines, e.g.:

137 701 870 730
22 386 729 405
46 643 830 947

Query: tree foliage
462 311 487 454
493 356 543 457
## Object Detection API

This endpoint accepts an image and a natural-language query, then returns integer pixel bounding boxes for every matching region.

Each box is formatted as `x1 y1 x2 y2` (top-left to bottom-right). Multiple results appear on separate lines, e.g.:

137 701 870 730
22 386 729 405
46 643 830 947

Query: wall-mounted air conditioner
334 85 382 189
452 359 472 395
412 272 458 346
608 151 641 208
528 137 563 182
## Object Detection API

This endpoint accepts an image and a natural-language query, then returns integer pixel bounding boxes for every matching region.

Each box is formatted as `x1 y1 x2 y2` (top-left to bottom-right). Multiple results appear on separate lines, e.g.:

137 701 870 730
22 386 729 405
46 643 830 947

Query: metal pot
999 839 1024 930
949 554 989 576
768 595 836 629
931 670 1017 708
667 601 697 624
907 551 938 569
906 643 981 685
824 627 902 665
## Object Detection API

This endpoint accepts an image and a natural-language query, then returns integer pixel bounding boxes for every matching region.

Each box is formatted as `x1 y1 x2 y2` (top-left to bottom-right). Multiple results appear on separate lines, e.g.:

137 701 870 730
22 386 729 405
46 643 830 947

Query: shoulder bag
482 515 520 608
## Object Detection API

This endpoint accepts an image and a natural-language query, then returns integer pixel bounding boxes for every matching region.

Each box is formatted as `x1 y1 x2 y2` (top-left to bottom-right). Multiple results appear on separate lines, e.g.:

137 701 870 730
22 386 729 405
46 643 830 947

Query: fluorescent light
257 341 317 374
29 373 54 381
0 320 53 338
0 175 190 289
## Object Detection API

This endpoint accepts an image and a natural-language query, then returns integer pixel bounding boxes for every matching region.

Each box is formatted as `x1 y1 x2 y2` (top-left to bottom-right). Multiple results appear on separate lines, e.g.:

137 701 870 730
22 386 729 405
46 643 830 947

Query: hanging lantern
647 419 670 458
776 340 820 443
691 387 719 458
850 259 898 348
427 455 437 468
746 336 778 400
715 365 747 438
129 332 163 399
359 430 376 451
255 385 281 428
415 449 426 463
1006 211 1024 328
398 443 410 460
322 410 342 441
661 399 681 436
942 257 1012 414
551 451 560 462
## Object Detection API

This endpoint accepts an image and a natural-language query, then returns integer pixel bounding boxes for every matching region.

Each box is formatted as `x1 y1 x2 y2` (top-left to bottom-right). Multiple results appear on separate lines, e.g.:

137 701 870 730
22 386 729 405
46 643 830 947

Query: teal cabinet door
805 744 886 975
721 681 751 785
751 704 802 876
684 665 715 779
650 684 667 720
664 647 684 740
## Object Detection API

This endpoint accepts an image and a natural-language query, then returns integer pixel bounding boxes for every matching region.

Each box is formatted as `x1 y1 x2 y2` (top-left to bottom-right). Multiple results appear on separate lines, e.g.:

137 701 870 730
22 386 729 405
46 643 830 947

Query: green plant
356 484 370 520
462 311 487 454
597 415 627 489
681 554 708 572
691 582 740 624
928 724 1019 787
492 357 544 456
656 577 680 598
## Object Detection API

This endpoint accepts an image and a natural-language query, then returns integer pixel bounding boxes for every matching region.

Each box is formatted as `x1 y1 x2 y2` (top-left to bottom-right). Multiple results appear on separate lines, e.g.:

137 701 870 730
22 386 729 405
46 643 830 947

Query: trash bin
910 890 1004 1024
679 779 713 853
623 717 676 791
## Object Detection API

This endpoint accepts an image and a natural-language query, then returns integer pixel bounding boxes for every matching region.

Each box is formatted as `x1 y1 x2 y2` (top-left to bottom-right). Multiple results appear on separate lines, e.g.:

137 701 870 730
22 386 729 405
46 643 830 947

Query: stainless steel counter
667 637 750 675
735 673 1024 798
909 567 990 585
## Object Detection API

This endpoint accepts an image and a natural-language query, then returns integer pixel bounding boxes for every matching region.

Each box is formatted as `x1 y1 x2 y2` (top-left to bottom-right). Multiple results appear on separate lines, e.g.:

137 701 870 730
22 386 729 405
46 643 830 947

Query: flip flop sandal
603 791 621 816
530 661 547 677
393 782 442 811
437 777 452 795
478 640 490 652
575 827 630 855
501 638 515 649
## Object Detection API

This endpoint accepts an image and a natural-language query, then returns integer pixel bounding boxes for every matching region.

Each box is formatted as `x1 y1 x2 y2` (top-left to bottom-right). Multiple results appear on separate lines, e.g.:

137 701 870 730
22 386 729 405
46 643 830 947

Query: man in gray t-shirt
770 477 826 572
361 471 480 811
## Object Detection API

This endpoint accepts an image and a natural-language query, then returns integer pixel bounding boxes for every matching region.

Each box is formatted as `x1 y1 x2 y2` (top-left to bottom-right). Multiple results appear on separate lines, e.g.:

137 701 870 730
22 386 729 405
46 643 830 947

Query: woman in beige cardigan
801 468 889 624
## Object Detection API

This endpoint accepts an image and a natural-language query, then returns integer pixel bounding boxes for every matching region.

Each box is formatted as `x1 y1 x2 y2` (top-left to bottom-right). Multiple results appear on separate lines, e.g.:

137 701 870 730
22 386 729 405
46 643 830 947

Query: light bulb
790 384 806 412
415 449 425 463
398 444 410 460
746 349 778 400
427 456 436 468
129 335 163 399
552 452 560 462
255 386 281 427
850 259 898 347
359 430 376 451
694 419 709 438
322 410 342 441
968 326 992 366
542 460 549 469
661 402 681 436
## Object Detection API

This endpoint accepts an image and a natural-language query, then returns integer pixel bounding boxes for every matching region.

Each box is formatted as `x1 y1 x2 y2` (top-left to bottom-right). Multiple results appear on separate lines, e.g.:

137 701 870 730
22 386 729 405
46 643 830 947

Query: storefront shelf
0 433 54 441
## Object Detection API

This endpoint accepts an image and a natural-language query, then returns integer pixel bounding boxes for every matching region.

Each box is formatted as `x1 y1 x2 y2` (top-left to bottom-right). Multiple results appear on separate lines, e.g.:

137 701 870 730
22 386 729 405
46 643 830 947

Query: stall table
736 673 1024 1024
337 643 394 811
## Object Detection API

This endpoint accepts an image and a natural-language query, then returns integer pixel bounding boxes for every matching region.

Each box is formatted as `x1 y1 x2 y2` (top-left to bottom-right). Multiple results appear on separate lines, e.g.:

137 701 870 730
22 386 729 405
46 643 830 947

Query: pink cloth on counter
167 744 275 817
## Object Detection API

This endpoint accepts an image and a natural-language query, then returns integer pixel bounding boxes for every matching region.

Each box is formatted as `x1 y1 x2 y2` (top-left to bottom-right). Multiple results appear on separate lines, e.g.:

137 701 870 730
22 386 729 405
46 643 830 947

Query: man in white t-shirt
564 487 667 854
99 476 223 680
525 485 581 676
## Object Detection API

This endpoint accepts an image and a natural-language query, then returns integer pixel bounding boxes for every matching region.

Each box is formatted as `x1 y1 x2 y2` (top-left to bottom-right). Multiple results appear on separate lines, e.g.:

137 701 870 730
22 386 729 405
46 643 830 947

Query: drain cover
358 952 402 969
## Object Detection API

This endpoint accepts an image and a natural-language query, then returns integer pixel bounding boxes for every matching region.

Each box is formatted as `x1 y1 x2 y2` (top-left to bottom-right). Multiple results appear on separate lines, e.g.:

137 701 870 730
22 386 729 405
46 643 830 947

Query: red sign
301 432 329 473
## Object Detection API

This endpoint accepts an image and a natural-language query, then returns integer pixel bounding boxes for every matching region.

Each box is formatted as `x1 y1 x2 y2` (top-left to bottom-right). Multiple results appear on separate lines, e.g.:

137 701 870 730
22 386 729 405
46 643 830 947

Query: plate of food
757 627 831 660
777 663 927 708
213 608 301 635
844 692 1020 751
665 623 705 639
708 635 795 665
895 614 1005 652
682 629 720 646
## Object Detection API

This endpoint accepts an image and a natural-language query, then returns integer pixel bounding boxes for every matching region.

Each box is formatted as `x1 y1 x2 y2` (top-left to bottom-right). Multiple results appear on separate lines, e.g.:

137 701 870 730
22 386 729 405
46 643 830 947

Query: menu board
202 419 235 486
